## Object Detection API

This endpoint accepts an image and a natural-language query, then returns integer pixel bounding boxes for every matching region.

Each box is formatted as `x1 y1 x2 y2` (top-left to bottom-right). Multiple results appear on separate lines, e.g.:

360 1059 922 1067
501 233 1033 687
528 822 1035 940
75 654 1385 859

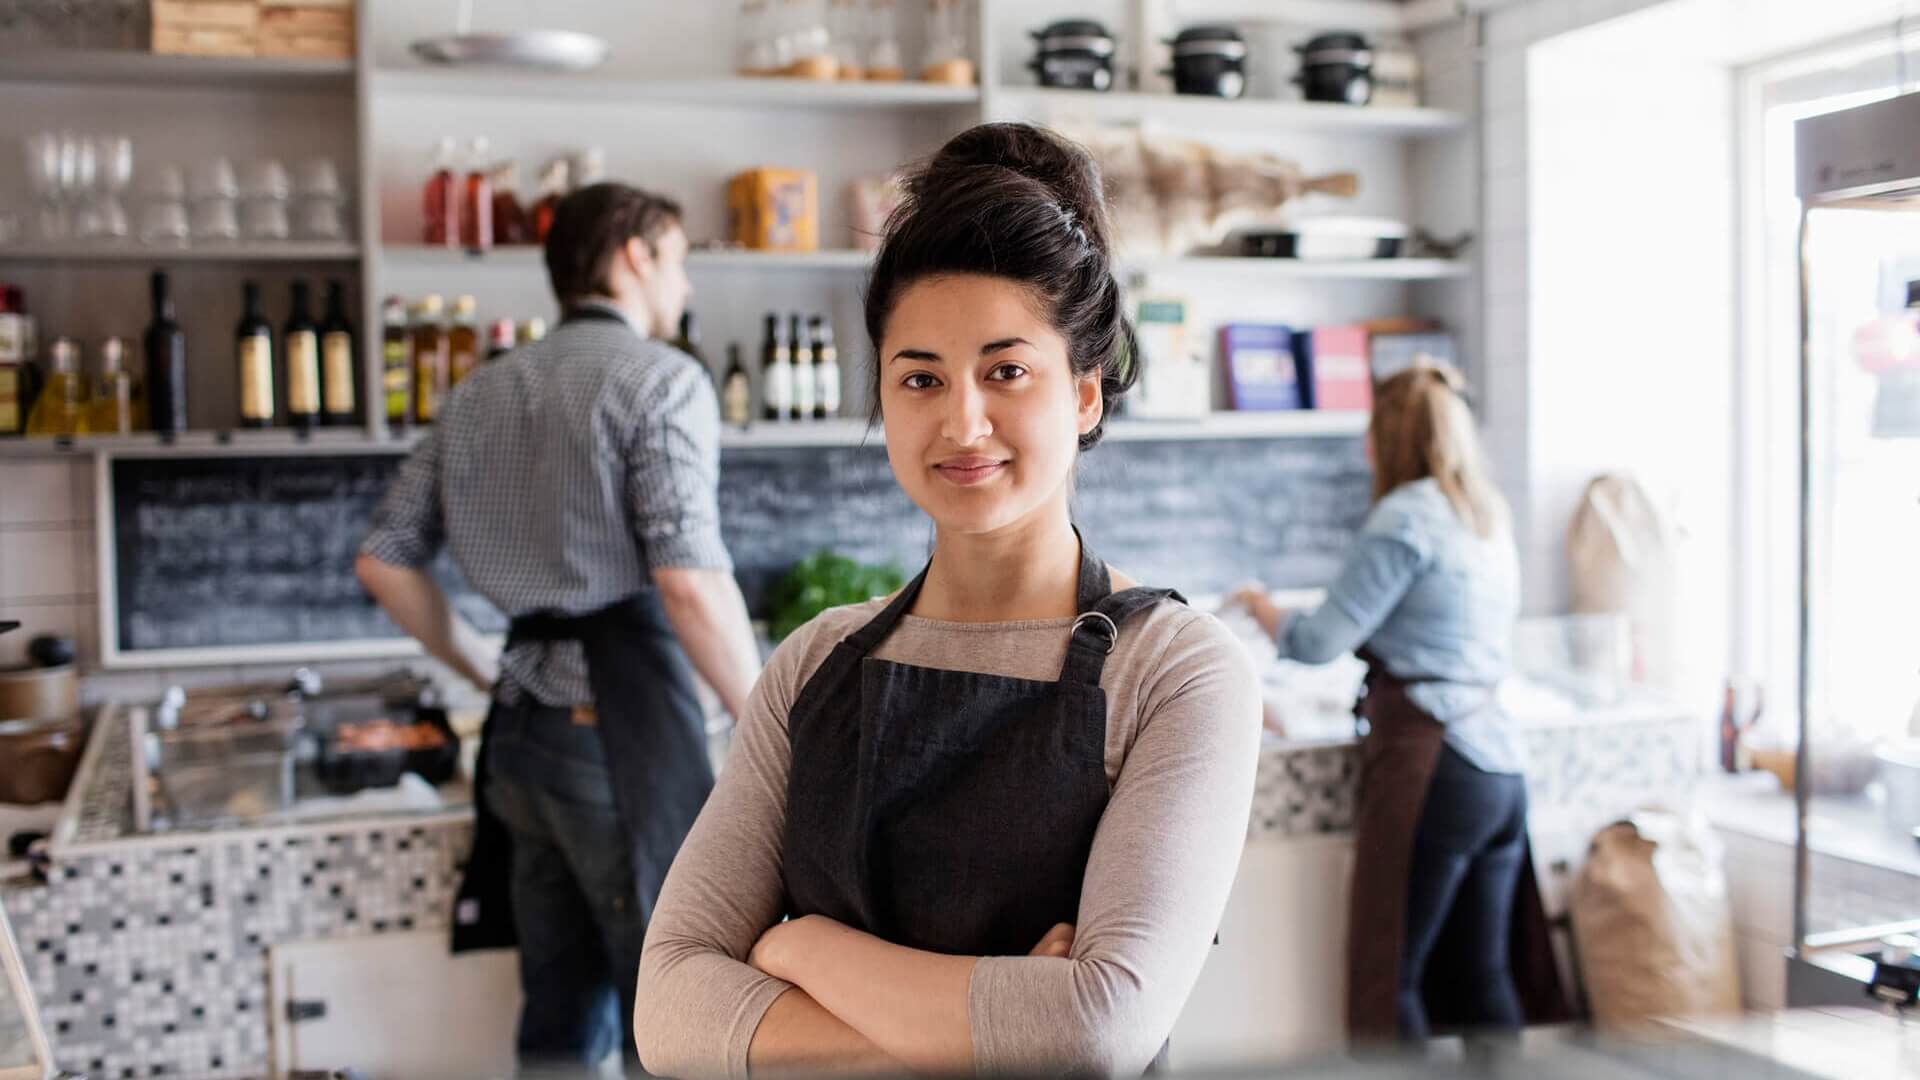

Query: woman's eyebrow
889 349 942 365
981 337 1032 355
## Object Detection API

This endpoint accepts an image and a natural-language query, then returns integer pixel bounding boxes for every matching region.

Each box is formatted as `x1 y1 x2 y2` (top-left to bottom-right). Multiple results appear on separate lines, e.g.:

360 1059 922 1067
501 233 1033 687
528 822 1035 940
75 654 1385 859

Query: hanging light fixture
410 0 609 71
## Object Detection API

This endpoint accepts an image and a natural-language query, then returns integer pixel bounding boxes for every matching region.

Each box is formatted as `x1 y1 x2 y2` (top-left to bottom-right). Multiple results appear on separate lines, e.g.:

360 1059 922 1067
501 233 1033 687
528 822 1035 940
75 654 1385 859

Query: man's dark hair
544 182 684 308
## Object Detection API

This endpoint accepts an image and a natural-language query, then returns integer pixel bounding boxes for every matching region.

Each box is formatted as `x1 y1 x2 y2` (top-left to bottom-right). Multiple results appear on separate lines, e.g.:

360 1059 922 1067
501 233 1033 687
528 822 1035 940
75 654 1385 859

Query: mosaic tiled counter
1 707 474 1080
1247 701 1706 840
3 696 1705 1079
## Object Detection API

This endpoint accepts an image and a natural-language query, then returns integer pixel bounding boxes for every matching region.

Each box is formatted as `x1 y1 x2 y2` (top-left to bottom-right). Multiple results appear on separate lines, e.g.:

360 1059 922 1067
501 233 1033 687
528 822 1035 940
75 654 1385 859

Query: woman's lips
933 457 1008 486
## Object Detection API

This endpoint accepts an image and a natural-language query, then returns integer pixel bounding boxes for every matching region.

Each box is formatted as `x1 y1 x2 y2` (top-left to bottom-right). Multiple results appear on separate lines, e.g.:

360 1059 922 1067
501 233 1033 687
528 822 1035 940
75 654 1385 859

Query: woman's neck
913 504 1084 623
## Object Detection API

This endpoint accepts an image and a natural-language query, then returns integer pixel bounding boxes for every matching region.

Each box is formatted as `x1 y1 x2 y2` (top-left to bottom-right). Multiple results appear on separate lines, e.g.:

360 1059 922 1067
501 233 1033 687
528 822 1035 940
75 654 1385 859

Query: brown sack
1568 812 1742 1032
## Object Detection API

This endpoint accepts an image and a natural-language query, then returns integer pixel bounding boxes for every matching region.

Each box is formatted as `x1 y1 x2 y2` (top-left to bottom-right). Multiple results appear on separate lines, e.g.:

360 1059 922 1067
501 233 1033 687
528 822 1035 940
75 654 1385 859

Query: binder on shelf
1220 323 1307 411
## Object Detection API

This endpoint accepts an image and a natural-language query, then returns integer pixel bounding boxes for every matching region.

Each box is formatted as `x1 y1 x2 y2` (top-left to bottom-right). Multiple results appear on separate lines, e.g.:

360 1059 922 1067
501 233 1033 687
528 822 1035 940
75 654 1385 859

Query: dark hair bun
865 123 1138 450
914 124 1113 254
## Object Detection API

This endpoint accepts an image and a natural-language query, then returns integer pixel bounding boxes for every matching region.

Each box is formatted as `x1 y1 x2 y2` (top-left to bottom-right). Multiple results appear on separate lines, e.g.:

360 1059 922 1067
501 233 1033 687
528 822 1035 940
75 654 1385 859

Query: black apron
1344 648 1571 1041
450 306 717 953
781 537 1182 1069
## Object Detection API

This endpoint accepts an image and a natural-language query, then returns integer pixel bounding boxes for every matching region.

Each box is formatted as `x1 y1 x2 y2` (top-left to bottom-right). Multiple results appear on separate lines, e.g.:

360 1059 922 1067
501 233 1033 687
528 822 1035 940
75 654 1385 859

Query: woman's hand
751 914 833 983
1227 584 1288 643
1029 922 1075 959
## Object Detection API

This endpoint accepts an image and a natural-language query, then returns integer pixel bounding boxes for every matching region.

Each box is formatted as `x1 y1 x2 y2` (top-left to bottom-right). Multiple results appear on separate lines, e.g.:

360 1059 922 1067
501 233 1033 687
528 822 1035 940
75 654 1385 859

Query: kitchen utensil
0 664 77 722
0 714 87 805
1241 216 1408 260
1294 31 1373 105
1166 25 1246 99
24 635 71 669
410 19 608 70
1029 18 1116 91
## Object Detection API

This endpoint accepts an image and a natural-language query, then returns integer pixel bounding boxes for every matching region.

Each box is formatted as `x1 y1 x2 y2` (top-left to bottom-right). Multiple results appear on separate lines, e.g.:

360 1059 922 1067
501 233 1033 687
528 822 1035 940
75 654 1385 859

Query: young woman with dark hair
633 123 1261 1076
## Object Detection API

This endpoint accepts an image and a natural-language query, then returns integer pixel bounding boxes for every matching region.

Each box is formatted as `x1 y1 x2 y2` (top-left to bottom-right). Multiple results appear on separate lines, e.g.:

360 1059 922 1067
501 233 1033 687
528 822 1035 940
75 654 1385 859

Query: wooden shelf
0 49 353 90
374 70 980 108
0 242 362 264
993 87 1468 138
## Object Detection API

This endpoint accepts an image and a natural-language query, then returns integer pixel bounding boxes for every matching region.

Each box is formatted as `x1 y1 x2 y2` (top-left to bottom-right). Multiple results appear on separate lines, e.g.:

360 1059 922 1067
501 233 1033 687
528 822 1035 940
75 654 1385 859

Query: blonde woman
1231 363 1565 1045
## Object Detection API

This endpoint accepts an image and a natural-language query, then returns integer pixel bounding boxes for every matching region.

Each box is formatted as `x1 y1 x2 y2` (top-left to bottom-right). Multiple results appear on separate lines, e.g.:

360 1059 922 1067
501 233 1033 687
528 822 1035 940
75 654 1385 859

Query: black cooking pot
1030 18 1116 91
1165 25 1246 99
1294 31 1373 105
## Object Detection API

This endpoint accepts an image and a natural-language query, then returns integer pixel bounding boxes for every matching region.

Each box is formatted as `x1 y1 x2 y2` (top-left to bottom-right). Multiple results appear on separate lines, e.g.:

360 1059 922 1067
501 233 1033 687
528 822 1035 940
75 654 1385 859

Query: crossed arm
633 616 1260 1078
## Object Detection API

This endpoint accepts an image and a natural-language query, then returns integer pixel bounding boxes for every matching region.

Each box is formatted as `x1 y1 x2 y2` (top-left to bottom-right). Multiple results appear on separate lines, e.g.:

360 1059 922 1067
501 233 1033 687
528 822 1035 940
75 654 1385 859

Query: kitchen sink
141 720 301 829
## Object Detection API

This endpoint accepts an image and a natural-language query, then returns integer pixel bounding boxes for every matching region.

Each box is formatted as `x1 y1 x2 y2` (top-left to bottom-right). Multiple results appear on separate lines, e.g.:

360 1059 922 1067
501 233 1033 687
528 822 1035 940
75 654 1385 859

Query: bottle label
383 339 410 421
794 360 816 413
240 334 275 421
817 358 841 415
288 331 321 415
766 361 793 413
724 372 751 426
0 365 18 432
323 332 355 415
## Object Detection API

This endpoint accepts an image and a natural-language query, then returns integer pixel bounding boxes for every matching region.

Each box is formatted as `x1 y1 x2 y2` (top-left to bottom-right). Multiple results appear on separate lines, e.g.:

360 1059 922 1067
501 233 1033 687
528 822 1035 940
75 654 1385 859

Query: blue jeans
483 699 644 1070
1400 744 1528 1040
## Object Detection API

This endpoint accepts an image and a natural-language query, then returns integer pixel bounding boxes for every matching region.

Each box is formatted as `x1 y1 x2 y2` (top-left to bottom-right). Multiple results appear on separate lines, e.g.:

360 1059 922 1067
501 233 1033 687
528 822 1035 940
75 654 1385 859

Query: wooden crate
258 0 353 58
151 0 258 56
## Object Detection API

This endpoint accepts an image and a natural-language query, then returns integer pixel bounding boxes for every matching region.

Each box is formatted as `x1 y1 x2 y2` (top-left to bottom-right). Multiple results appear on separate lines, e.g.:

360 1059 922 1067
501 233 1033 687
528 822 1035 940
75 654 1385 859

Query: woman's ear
1076 372 1103 437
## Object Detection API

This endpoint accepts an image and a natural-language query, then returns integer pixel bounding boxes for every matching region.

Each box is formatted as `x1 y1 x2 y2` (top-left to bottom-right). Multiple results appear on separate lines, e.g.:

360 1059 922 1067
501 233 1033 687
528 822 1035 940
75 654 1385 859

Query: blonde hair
1369 363 1510 538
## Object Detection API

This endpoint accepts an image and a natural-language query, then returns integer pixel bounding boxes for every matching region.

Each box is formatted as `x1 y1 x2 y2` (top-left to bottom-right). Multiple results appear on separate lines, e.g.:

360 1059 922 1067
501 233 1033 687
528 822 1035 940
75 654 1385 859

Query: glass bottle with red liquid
530 158 570 243
423 135 459 248
461 137 493 255
489 161 529 245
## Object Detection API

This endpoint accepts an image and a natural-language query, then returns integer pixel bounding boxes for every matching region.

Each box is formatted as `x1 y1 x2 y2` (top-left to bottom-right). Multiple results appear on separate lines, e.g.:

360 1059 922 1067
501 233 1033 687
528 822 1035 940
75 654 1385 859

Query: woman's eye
987 363 1027 382
901 372 940 390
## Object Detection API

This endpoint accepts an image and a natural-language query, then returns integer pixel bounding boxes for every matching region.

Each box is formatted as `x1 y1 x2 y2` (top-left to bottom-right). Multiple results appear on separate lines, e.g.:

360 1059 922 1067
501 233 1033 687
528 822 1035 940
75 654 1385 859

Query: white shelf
380 245 1464 281
0 49 353 90
374 70 981 108
1126 257 1469 281
721 419 881 449
0 242 362 264
0 428 392 460
379 245 873 273
993 87 1468 138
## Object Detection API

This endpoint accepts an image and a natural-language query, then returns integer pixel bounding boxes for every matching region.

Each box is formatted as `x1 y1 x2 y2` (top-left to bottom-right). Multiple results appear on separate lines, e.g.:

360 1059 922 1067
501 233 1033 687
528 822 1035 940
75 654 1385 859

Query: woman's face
878 274 1102 538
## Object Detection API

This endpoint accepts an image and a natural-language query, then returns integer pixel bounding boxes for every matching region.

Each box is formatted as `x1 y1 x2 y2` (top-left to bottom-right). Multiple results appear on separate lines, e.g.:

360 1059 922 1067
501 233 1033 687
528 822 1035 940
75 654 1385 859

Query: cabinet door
268 931 520 1079
1170 834 1354 1070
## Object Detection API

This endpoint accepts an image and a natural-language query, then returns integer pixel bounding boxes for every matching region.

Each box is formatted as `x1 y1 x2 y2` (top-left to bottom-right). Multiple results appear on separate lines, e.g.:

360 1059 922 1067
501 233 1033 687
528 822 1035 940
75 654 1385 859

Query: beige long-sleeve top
634 588 1262 1078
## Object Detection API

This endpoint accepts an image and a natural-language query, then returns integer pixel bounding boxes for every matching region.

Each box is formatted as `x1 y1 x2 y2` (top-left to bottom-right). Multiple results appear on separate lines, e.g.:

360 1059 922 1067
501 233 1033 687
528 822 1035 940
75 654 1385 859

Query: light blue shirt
1277 478 1526 774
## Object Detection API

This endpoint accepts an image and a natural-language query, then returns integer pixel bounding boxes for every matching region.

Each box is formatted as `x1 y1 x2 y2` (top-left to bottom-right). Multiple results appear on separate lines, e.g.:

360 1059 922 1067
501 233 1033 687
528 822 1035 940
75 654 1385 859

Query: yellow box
727 168 818 252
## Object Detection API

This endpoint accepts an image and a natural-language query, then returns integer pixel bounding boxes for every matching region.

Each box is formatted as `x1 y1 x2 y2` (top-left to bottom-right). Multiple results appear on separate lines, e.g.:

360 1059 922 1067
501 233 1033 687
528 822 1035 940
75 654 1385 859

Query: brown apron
1344 649 1572 1043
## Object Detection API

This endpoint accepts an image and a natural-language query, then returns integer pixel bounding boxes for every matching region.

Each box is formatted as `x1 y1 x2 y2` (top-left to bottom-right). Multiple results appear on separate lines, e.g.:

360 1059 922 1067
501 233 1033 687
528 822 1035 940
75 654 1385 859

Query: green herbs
768 551 906 641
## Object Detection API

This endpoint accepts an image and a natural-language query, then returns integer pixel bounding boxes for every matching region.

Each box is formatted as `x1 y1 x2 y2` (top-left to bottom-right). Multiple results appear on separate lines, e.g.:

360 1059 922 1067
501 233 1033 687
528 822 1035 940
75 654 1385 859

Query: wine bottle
236 281 275 429
145 270 188 435
285 281 321 432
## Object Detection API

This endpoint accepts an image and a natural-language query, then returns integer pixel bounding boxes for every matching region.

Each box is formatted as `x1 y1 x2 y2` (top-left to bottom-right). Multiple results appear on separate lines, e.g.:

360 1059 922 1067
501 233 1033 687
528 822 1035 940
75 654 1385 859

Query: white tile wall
1 459 97 668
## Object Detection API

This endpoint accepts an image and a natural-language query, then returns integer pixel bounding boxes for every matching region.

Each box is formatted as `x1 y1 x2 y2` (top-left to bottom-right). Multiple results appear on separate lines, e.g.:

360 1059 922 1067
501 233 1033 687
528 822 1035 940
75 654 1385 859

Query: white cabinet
268 931 520 1079
1170 833 1354 1069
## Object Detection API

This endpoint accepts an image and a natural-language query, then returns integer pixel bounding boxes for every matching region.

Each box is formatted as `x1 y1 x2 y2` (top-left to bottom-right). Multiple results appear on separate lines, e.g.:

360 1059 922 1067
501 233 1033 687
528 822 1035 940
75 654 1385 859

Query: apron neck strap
1060 585 1187 686
841 526 1113 657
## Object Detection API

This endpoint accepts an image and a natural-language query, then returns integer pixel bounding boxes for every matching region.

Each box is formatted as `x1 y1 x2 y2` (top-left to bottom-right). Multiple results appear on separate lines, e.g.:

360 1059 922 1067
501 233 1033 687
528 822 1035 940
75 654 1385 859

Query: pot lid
1034 19 1115 42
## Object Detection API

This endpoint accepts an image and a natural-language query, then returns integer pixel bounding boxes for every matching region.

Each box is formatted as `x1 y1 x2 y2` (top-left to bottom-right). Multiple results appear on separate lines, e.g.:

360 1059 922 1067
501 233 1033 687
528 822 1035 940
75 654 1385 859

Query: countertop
1698 771 1920 879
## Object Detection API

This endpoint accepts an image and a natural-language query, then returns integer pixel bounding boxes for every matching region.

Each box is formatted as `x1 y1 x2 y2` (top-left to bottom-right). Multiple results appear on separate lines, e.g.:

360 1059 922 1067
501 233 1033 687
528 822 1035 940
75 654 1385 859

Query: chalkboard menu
720 434 1370 611
107 453 504 661
106 432 1370 662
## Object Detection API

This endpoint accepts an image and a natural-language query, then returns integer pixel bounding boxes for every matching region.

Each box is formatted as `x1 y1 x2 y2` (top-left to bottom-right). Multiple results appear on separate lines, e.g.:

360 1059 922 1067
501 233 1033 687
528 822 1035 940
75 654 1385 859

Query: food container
313 708 458 795
1293 30 1373 105
1029 19 1116 92
0 714 89 805
0 663 78 722
727 168 819 252
1240 217 1409 260
1166 25 1247 99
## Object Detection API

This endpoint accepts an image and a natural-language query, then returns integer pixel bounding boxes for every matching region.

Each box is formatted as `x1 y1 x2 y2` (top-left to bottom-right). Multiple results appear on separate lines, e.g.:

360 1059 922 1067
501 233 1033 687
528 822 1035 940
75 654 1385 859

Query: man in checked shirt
356 182 761 1072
